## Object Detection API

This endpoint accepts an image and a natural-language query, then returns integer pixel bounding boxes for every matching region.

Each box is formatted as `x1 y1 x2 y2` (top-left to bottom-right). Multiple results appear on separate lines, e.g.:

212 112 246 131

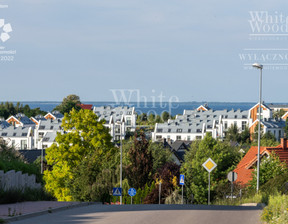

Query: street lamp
252 63 263 192
116 120 123 204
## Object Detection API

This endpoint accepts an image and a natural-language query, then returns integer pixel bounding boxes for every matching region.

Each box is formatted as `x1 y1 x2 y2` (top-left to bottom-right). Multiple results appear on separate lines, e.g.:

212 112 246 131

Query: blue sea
13 101 259 116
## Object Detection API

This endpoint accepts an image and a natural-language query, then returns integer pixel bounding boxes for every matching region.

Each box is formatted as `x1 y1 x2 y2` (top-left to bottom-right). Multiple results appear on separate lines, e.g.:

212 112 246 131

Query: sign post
113 187 122 204
179 174 185 204
202 158 217 205
159 181 162 204
128 188 136 204
227 171 238 201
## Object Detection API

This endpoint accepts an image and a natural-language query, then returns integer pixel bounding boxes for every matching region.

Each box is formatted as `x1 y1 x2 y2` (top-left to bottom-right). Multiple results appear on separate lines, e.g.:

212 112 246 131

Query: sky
1 0 288 103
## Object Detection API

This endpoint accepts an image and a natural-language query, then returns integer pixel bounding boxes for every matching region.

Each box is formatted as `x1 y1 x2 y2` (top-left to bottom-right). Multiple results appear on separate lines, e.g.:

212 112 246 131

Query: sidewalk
0 201 93 221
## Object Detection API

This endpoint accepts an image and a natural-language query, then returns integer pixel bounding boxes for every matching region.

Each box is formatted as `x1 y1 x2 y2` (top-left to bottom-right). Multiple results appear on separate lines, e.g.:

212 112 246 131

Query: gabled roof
38 119 62 131
18 149 45 163
249 102 271 112
0 126 31 138
44 111 64 120
77 104 93 110
0 119 10 129
234 139 288 186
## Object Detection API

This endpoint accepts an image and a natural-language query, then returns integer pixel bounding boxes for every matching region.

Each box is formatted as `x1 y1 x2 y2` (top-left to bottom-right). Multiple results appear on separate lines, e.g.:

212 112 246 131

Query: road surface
9 204 262 224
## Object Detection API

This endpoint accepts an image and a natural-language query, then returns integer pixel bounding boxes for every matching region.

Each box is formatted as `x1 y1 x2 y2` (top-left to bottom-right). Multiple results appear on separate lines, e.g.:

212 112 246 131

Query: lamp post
252 63 263 192
116 121 123 205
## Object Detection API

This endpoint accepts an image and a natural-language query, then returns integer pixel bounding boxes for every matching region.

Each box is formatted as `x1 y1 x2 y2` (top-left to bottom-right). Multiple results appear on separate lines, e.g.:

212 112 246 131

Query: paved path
7 204 263 224
0 201 84 219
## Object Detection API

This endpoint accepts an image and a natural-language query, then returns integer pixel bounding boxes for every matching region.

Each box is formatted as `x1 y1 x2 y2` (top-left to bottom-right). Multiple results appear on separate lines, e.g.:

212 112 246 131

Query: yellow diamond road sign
202 158 217 173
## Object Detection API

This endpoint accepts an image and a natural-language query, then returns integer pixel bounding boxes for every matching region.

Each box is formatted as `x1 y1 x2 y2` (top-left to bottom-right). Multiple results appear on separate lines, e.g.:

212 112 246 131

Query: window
13 133 16 136
241 121 247 131
22 133 27 137
1 133 7 136
196 136 202 140
176 135 181 140
126 117 131 125
187 136 191 141
176 129 182 133
157 129 163 133
50 126 54 130
115 125 120 134
188 129 191 133
279 130 282 139
224 122 228 130
39 132 44 138
234 121 237 126
21 140 27 149
39 126 45 130
12 140 15 146
126 127 131 132
156 135 162 140
167 135 170 139
168 129 171 133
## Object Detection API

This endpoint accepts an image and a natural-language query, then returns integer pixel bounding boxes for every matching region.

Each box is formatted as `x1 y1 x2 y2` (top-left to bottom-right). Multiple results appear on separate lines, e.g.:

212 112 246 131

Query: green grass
262 194 288 224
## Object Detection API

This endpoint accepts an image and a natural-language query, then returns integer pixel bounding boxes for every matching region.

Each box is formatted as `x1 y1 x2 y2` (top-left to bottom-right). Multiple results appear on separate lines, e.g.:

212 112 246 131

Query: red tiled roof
78 104 93 110
234 140 288 186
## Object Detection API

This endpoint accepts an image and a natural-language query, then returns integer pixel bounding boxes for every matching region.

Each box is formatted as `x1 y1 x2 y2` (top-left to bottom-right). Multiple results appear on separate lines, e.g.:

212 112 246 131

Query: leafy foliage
53 94 81 114
181 133 241 204
248 153 288 191
126 132 153 189
44 109 114 201
0 102 46 119
148 142 173 175
144 162 180 204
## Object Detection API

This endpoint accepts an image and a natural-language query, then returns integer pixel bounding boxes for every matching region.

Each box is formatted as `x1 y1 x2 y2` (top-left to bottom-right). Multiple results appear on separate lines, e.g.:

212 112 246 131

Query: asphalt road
9 204 263 224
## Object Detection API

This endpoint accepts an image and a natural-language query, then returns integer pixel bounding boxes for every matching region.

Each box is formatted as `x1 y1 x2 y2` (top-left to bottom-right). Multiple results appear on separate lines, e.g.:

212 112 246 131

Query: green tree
53 94 81 114
44 109 114 201
181 133 241 204
161 111 171 122
225 124 240 142
248 153 288 191
126 131 153 189
148 142 172 175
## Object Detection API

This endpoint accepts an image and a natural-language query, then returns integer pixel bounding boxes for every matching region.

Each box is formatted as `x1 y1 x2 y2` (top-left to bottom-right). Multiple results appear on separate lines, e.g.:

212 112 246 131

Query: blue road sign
179 174 185 185
128 188 136 197
113 187 122 196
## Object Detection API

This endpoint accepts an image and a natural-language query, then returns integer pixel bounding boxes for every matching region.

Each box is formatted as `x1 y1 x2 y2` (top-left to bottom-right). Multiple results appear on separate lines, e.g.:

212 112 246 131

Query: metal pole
208 172 210 205
159 182 161 204
182 185 184 204
231 178 233 202
257 68 262 192
41 148 43 174
120 122 123 205
131 196 132 205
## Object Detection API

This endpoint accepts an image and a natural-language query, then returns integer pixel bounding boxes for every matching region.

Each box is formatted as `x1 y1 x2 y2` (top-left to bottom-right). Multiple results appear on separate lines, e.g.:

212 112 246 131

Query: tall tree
181 133 241 204
44 109 114 201
126 131 153 189
53 94 81 114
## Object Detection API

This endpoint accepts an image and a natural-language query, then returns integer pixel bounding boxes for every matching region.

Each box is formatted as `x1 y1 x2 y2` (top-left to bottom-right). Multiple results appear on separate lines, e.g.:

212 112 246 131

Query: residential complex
152 103 286 143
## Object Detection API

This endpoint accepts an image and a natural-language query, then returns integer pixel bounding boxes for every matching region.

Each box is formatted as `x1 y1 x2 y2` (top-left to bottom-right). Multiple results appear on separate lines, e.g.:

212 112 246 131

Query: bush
0 187 55 204
262 194 288 224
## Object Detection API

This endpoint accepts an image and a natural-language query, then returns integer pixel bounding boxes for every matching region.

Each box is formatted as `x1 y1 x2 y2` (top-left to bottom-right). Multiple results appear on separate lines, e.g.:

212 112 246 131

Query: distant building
44 111 64 120
152 103 285 142
30 115 47 126
0 126 34 149
77 104 93 110
34 119 62 149
6 113 35 128
93 106 137 141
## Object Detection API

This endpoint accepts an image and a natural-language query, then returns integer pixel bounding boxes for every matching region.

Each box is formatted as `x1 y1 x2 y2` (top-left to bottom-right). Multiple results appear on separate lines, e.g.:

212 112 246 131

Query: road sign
128 188 136 197
202 158 217 205
227 171 238 182
202 158 217 173
113 187 122 196
179 174 185 185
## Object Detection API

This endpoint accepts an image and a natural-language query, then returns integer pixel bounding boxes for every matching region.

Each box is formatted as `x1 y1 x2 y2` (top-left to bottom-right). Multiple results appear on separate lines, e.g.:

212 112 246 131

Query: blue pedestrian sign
179 174 185 185
128 188 137 197
113 187 122 196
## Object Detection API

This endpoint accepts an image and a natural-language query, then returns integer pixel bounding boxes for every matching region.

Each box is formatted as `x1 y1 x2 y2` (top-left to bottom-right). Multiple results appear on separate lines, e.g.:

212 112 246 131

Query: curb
4 202 100 223
241 203 266 208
